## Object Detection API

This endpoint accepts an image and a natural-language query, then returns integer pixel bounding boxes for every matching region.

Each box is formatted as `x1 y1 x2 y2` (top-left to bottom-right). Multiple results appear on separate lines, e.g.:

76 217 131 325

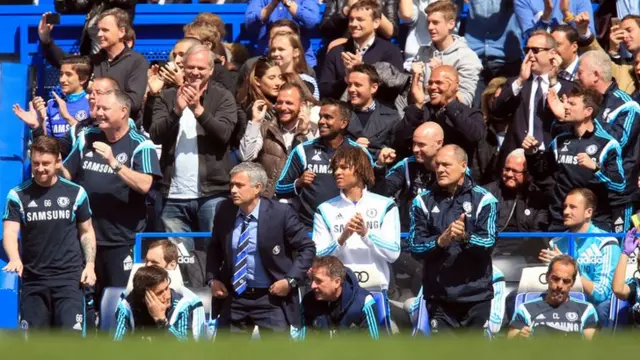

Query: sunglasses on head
524 46 551 54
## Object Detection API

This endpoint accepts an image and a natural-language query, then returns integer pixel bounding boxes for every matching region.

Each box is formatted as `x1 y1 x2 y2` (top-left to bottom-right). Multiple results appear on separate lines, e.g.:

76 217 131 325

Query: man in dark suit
206 162 316 334
490 29 574 167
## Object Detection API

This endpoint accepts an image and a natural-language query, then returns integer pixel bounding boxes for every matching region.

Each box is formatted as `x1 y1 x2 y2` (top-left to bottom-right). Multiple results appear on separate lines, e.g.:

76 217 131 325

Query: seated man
539 188 621 326
113 266 206 341
144 239 179 270
302 256 379 339
508 255 597 340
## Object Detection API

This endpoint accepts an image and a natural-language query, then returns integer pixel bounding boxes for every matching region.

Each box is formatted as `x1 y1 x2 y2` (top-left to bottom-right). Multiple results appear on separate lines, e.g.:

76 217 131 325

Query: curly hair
330 146 375 188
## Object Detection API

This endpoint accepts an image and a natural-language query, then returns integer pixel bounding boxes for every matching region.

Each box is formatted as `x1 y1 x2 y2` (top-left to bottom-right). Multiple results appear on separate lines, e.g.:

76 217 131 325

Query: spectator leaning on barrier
408 144 499 333
62 89 161 301
301 256 380 339
508 255 598 340
319 0 403 101
240 82 318 198
114 266 206 341
13 56 92 142
531 86 625 231
275 99 373 227
397 65 486 169
38 9 149 127
3 136 96 332
149 45 238 271
206 162 315 334
409 0 483 107
345 64 399 158
312 146 400 293
538 188 621 327
375 122 443 231
245 0 321 68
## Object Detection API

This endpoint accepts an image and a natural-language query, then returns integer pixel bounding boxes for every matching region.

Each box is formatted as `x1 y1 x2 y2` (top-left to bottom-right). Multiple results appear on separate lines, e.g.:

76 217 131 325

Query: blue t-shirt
45 91 90 138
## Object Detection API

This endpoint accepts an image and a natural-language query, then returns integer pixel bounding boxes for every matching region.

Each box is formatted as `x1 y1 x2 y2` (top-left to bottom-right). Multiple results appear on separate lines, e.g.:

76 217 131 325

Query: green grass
1 333 640 360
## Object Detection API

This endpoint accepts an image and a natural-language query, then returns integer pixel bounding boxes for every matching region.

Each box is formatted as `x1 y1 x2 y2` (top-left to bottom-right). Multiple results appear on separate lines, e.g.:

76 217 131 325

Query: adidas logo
336 214 343 220
432 205 440 213
311 150 322 161
85 151 94 158
27 200 37 208
535 314 546 320
614 217 623 225
72 322 82 331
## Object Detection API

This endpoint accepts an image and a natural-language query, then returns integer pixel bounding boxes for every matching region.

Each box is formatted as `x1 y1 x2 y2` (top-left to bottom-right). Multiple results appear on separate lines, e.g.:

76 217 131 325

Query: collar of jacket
434 173 474 197
313 137 346 151
603 79 620 99
98 45 132 66
345 36 379 54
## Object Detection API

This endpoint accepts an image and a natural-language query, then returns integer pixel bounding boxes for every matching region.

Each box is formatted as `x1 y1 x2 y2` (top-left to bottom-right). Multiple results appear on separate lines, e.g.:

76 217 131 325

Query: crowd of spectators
5 0 640 341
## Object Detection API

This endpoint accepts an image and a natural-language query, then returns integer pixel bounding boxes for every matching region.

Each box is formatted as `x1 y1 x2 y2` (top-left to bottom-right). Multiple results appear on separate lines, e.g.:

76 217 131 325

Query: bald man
409 144 498 333
394 65 486 168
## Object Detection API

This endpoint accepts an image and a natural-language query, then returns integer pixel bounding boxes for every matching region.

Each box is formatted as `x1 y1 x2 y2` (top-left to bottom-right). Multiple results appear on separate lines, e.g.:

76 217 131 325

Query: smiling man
276 99 373 227
345 64 399 157
508 255 598 340
3 136 96 332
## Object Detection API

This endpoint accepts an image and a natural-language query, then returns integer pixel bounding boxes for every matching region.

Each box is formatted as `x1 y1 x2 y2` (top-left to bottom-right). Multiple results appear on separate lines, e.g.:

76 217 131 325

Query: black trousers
21 279 86 333
427 299 492 334
218 288 289 335
95 245 133 310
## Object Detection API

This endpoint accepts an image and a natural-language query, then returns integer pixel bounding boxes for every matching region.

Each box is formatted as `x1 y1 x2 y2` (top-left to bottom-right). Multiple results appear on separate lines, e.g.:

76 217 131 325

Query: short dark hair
349 64 380 85
547 254 578 282
331 145 375 187
622 14 640 29
60 55 92 85
552 24 578 44
320 98 352 123
131 266 170 301
312 256 346 280
97 8 132 40
30 135 60 157
425 0 457 21
567 86 602 119
349 0 382 20
566 188 597 212
270 19 300 36
147 240 179 265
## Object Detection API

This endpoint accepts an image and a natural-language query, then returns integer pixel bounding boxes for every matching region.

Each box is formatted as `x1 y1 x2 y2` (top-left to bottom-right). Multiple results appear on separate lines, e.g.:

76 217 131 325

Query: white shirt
168 108 200 199
312 189 401 291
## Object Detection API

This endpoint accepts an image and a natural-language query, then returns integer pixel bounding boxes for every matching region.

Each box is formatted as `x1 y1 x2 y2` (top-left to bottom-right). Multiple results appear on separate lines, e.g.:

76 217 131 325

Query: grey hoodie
411 34 483 107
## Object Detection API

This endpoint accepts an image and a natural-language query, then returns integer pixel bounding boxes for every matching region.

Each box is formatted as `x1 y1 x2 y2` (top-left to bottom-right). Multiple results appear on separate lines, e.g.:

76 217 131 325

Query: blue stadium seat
0 271 19 329
412 297 431 337
370 291 391 334
99 287 126 332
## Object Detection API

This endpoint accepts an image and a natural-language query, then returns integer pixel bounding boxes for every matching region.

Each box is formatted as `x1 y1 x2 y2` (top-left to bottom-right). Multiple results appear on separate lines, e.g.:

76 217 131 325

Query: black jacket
484 180 548 233
54 0 136 56
206 198 316 327
42 43 148 126
347 101 399 158
319 0 398 41
394 101 486 162
489 76 574 167
149 79 238 198
408 175 498 303
319 37 403 100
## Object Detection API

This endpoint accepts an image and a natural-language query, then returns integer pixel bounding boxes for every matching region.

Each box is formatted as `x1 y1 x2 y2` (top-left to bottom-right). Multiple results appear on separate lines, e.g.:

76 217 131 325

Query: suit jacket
489 76 574 166
206 198 316 327
347 102 399 158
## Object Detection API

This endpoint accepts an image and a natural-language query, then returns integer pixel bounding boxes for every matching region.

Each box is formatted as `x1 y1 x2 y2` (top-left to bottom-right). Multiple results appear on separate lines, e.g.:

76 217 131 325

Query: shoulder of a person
208 81 235 101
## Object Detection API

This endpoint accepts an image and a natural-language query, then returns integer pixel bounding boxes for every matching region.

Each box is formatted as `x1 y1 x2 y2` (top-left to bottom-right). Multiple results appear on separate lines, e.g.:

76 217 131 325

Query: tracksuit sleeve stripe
312 208 338 256
275 145 305 194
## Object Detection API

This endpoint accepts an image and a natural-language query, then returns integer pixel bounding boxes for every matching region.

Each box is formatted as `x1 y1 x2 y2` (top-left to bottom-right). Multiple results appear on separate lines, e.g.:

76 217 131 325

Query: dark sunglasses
524 46 551 54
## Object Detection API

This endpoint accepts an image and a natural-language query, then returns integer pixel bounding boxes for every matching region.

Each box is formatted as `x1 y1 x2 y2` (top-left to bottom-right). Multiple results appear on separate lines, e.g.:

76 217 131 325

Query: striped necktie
232 214 253 295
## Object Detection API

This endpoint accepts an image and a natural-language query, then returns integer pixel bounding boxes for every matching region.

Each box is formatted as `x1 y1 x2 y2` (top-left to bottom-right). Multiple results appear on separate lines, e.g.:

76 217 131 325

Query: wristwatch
286 277 297 289
112 161 123 173
155 318 169 329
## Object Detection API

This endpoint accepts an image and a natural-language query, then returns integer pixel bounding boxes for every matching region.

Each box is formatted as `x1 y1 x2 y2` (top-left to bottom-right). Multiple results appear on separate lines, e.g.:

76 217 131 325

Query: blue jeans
161 195 227 252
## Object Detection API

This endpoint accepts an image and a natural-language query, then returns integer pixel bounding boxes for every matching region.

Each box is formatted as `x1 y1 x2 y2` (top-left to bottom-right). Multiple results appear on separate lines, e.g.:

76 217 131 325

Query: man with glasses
484 149 549 258
508 254 598 340
490 30 574 167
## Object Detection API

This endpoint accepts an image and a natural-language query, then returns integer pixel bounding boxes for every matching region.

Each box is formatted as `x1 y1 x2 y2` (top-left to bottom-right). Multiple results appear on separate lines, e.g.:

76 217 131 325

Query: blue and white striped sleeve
595 139 625 194
489 277 507 334
132 139 162 177
468 193 498 249
113 301 132 341
361 295 380 340
275 143 306 197
589 241 621 303
312 206 338 257
363 200 401 263
408 193 439 255
509 304 532 331
581 303 598 332
3 189 23 223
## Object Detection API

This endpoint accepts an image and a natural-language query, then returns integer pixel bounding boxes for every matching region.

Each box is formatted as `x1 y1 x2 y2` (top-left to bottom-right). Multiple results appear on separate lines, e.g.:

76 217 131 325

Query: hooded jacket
302 268 379 339
411 34 483 107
